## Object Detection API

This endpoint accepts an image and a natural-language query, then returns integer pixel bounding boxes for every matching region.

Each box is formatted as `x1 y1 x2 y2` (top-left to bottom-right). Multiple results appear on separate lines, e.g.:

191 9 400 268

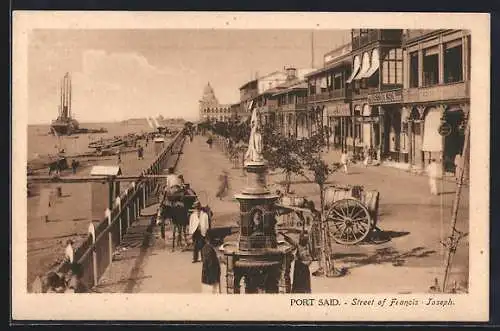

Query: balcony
352 86 379 99
403 81 470 104
352 30 402 50
402 29 444 45
307 89 349 103
256 104 278 113
278 102 307 112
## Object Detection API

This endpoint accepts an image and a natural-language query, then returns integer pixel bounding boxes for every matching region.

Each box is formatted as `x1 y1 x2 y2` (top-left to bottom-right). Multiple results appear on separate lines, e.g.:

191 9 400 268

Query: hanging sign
438 123 452 136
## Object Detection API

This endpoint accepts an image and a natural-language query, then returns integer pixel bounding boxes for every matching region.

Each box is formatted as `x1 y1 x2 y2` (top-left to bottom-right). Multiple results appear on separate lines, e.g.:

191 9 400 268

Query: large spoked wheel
325 198 372 245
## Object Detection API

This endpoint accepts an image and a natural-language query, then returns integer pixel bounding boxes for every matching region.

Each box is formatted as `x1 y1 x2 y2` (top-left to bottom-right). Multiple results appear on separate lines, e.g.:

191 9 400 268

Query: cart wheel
325 198 372 245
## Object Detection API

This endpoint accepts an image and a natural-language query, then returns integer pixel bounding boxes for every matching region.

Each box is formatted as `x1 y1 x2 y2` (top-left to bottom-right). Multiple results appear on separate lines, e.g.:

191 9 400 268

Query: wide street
96 134 469 294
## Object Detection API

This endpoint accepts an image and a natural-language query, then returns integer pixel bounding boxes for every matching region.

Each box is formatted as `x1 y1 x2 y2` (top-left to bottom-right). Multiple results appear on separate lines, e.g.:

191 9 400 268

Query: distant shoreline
28 118 191 127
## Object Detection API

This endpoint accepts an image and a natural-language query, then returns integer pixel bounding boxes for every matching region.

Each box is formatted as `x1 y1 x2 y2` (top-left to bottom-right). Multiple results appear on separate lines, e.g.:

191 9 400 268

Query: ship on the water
50 72 80 136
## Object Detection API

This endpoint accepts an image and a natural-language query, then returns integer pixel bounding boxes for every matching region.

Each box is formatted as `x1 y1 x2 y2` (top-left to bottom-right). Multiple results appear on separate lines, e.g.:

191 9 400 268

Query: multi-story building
346 29 404 160
305 43 352 149
272 68 309 138
401 29 470 173
199 82 231 122
239 69 314 128
238 79 259 121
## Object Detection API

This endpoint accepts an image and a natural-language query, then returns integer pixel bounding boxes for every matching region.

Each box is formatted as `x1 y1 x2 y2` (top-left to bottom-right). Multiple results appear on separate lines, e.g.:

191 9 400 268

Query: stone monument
223 108 294 294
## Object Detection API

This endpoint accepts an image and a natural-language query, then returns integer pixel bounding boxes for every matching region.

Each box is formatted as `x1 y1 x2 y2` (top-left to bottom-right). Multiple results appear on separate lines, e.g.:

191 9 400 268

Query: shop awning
346 55 361 84
358 49 380 79
354 52 371 81
422 107 444 152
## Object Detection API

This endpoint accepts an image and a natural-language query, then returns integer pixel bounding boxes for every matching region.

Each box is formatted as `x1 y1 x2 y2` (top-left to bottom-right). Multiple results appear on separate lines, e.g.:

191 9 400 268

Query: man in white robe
426 159 442 195
189 200 210 263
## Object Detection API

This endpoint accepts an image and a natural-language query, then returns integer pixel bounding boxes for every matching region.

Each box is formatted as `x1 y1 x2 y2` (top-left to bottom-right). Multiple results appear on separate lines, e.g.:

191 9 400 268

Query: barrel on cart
322 185 380 245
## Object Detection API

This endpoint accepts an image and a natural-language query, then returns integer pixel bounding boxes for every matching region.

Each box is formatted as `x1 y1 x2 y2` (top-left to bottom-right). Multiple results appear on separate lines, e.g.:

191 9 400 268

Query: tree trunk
285 171 292 194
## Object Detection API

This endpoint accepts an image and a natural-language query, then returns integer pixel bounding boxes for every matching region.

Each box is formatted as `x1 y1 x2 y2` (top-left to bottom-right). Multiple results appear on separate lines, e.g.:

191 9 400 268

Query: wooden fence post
88 222 98 287
115 196 122 242
130 182 136 221
105 208 113 265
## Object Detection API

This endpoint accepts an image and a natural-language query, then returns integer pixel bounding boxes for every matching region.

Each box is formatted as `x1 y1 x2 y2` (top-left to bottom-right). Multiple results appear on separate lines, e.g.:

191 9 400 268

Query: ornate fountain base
223 243 294 294
223 159 294 294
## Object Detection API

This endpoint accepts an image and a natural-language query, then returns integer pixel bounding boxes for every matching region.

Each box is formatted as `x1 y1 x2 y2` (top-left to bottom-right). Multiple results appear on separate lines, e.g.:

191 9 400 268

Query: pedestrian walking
363 146 370 167
426 158 442 195
201 230 221 294
280 232 312 293
71 159 78 174
137 145 144 160
206 136 213 149
340 150 349 174
116 149 121 164
189 200 210 263
215 170 229 200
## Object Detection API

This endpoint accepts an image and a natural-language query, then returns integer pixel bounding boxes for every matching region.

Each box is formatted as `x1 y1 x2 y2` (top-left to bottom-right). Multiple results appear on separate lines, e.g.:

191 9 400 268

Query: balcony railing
352 30 403 50
278 103 307 112
352 86 379 98
307 89 349 102
402 29 443 44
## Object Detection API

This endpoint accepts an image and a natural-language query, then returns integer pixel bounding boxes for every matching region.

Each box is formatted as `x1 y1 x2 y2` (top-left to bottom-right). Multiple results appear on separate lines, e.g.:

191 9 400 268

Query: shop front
350 101 380 157
367 89 406 164
325 102 351 151
403 83 469 173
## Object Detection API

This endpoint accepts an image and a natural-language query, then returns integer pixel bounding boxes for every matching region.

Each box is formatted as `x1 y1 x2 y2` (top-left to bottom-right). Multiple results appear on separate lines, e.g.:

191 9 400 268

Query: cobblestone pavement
97 135 469 294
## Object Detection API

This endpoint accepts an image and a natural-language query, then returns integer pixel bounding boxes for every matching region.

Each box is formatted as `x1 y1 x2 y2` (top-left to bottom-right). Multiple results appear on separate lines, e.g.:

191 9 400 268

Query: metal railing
33 130 186 291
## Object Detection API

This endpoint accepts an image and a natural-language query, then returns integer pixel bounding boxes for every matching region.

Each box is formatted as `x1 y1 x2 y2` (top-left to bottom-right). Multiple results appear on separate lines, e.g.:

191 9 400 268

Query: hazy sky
28 29 350 124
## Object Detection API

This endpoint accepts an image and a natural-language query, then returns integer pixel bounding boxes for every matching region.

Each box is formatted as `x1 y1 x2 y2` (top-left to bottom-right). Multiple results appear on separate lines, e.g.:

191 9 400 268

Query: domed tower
199 82 220 120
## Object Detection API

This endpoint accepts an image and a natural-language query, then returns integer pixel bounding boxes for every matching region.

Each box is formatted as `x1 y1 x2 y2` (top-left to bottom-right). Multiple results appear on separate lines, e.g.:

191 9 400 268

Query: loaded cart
276 184 381 248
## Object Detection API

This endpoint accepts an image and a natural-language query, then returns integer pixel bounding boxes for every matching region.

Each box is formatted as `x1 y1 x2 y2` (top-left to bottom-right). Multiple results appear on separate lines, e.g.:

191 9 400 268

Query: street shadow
331 246 437 269
123 218 155 293
71 217 88 222
94 275 153 291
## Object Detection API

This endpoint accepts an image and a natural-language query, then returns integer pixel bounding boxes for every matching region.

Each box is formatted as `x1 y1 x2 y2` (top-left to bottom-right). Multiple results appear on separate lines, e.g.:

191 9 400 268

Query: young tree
261 124 305 194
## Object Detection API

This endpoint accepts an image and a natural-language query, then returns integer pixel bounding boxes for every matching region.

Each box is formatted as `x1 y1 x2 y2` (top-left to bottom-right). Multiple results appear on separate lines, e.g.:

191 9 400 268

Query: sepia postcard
12 11 490 322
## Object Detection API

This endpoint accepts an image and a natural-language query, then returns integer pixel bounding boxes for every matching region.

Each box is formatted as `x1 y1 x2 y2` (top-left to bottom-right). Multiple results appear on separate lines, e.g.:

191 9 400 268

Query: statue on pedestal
245 109 264 163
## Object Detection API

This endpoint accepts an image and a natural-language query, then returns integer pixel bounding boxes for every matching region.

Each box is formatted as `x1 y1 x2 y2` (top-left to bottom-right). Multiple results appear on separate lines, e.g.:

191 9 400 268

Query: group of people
33 240 87 293
155 167 222 293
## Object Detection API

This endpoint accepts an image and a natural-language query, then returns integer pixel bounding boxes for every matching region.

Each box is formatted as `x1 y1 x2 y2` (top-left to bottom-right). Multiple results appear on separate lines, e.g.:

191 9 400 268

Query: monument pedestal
223 160 293 294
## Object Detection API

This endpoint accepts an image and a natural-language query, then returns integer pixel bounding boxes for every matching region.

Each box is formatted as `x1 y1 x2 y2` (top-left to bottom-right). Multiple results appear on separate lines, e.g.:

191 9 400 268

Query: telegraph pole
441 114 470 292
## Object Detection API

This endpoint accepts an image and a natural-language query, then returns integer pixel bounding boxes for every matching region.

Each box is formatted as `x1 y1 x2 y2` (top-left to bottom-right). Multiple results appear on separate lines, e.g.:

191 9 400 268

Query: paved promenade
96 135 469 294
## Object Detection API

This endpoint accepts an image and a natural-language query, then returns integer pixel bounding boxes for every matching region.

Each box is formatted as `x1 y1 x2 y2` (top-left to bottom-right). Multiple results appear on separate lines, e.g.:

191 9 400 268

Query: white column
438 36 444 84
418 48 424 87
403 49 409 89
462 36 469 81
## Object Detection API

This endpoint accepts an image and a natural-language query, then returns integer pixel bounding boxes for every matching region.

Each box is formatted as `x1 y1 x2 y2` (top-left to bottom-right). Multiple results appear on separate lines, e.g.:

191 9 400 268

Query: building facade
305 43 352 149
401 29 470 172
347 29 404 160
273 68 309 138
199 82 231 122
